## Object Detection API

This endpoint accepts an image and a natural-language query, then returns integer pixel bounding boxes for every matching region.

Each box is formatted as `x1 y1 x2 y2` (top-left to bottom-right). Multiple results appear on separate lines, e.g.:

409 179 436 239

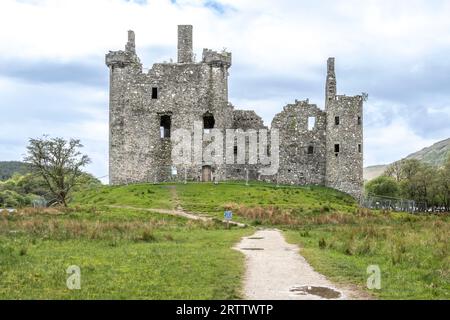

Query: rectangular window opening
334 144 340 153
358 144 362 153
334 116 340 125
357 116 361 125
152 87 158 99
160 114 171 138
308 116 316 131
307 145 314 154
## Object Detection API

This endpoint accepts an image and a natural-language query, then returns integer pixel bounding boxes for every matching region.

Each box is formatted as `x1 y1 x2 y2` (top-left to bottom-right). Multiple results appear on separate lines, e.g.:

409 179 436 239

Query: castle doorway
202 165 212 182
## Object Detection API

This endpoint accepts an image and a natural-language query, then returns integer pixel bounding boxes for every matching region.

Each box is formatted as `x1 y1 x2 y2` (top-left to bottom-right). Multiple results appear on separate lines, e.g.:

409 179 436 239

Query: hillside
363 164 388 181
0 161 31 180
364 137 450 180
406 138 450 166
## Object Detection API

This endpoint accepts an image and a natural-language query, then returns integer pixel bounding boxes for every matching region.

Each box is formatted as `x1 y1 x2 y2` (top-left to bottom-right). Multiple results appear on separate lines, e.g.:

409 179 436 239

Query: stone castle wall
106 25 364 198
271 100 327 186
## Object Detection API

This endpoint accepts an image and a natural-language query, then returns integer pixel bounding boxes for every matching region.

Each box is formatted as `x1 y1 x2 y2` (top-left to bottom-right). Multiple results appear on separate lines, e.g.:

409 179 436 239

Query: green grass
72 184 174 209
175 182 356 223
284 211 450 299
0 206 251 299
2 182 448 299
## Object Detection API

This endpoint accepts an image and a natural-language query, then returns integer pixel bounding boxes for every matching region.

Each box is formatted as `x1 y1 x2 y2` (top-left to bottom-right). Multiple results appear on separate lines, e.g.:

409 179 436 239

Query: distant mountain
363 164 388 181
405 138 450 167
0 161 31 180
364 138 450 181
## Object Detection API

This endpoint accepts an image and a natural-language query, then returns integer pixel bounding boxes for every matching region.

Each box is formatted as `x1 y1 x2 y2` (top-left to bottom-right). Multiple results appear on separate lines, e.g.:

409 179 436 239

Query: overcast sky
1 0 449 181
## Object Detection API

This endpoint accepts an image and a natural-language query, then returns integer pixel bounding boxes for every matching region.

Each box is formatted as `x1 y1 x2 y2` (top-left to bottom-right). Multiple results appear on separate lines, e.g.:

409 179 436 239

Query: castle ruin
106 25 364 198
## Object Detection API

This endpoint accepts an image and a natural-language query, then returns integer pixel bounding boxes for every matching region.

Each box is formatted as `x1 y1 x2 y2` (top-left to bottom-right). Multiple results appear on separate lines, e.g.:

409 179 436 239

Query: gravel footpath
235 229 369 300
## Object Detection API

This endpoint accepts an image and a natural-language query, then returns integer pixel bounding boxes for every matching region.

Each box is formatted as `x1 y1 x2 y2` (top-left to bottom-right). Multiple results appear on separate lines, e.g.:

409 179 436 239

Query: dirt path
235 229 369 300
107 186 246 227
108 205 212 221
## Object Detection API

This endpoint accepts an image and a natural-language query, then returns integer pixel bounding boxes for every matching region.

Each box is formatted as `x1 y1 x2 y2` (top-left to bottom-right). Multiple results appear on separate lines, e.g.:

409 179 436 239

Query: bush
365 176 400 197
319 238 327 249
0 190 30 207
140 230 157 242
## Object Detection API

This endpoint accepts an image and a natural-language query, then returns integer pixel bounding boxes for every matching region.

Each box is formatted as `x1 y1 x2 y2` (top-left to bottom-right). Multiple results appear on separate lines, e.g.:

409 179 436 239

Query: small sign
224 211 232 220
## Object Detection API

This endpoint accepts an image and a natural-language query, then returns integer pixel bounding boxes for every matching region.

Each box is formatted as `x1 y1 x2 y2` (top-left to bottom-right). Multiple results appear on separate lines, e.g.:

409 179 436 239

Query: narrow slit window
234 146 238 155
358 144 362 153
307 146 314 154
357 116 361 125
160 115 171 138
335 116 340 125
308 117 316 131
152 87 158 99
334 144 340 153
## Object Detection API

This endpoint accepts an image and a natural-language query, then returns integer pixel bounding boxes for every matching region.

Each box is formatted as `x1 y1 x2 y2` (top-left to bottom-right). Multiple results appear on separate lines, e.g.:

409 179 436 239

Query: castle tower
324 58 364 199
178 25 193 63
106 30 142 184
325 57 337 108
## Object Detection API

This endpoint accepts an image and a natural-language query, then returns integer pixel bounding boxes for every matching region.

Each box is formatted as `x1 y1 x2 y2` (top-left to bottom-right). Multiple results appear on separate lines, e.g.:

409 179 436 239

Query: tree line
365 155 450 212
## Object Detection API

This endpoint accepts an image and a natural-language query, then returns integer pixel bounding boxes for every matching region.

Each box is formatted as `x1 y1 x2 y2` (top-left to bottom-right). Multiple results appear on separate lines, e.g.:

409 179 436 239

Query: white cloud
3 0 450 66
364 120 436 167
0 0 449 178
0 75 108 178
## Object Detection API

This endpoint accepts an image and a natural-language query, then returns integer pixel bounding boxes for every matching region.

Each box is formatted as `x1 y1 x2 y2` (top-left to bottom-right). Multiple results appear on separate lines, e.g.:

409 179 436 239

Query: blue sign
224 211 232 220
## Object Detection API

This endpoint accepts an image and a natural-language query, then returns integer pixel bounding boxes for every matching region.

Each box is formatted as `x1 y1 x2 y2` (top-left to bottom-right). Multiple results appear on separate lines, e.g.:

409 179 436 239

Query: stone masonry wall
106 25 365 198
272 100 327 185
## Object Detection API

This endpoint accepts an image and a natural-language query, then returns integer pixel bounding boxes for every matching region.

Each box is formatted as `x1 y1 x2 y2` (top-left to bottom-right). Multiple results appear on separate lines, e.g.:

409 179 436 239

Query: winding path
235 229 369 300
108 205 246 227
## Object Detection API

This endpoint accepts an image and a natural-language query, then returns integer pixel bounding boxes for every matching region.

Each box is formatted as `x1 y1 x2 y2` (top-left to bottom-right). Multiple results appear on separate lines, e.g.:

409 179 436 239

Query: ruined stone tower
324 58 364 197
106 25 365 199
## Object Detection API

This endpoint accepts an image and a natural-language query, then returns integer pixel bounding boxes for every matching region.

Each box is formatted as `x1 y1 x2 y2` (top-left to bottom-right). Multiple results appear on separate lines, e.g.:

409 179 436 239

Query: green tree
365 176 400 197
24 136 91 207
384 161 404 182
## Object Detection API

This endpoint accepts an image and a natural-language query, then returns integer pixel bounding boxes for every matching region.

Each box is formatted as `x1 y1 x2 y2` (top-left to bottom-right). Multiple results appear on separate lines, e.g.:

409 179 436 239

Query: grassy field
284 211 449 299
1 182 448 299
0 204 251 299
176 183 449 299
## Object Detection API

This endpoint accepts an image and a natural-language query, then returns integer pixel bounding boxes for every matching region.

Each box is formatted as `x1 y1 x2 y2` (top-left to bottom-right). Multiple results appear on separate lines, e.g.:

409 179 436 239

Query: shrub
19 247 28 256
319 238 327 249
365 176 400 197
140 230 156 242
